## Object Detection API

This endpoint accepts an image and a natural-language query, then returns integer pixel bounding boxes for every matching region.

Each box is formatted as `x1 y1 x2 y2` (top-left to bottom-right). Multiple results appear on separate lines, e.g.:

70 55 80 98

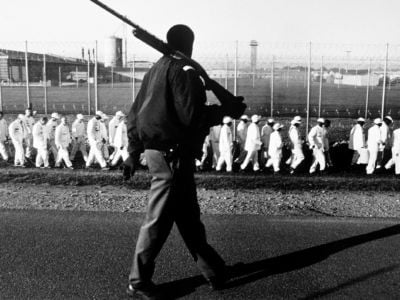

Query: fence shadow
158 224 400 299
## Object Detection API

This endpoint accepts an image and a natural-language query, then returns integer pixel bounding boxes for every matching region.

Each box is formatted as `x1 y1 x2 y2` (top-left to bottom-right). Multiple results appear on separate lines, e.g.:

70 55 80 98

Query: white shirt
114 122 128 148
55 124 71 148
33 122 48 149
9 119 25 143
261 124 273 149
236 121 248 144
308 125 324 149
0 119 8 142
268 131 283 156
392 128 400 154
100 121 108 142
71 119 86 138
108 117 120 146
219 124 233 153
45 119 58 141
87 118 102 144
367 125 382 151
22 115 35 135
289 125 301 148
245 122 261 151
349 124 365 151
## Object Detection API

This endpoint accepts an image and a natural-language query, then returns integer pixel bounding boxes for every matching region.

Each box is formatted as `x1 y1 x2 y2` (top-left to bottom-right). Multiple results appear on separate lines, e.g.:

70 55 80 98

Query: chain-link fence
1 40 400 120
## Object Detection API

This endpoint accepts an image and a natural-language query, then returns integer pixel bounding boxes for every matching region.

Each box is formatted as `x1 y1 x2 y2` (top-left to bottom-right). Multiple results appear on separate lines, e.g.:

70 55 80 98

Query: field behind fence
1 40 400 119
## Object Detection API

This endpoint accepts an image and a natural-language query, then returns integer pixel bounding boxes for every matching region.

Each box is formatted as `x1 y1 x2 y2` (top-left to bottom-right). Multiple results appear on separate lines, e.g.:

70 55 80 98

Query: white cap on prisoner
294 116 302 122
95 110 103 116
273 123 284 130
18 114 24 120
384 115 393 123
357 117 365 122
267 118 275 124
240 115 249 121
51 112 59 119
374 118 382 125
223 116 233 124
251 115 260 123
101 113 109 120
317 118 325 123
116 111 125 117
77 114 84 120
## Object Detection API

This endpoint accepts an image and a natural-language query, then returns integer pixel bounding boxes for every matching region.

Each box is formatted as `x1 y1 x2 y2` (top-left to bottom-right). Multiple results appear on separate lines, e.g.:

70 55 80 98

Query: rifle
89 0 245 115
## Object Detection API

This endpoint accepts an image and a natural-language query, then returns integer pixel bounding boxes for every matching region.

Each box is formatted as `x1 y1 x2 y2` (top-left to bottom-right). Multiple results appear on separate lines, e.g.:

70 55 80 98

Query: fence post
87 50 91 115
365 58 371 120
306 42 311 136
76 65 79 88
94 41 98 112
234 41 238 96
381 43 389 119
132 56 136 102
43 53 48 115
0 80 2 112
225 54 228 89
270 55 274 118
25 40 30 109
318 56 323 118
58 66 62 88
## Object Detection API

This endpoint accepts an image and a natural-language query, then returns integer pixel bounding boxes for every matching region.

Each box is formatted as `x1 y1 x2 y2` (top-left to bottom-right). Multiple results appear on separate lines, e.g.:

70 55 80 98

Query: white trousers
12 140 25 165
216 149 232 172
56 147 72 167
384 149 400 174
70 138 88 162
290 147 305 169
366 149 378 174
111 147 129 166
266 152 282 172
241 150 259 171
309 147 326 173
102 143 109 160
86 143 107 168
25 134 33 158
0 141 9 160
35 147 49 168
48 140 58 161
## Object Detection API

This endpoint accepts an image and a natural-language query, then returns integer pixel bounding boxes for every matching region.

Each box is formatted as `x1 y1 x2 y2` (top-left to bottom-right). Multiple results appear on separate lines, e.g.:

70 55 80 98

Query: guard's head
0 111 3 119
167 24 194 57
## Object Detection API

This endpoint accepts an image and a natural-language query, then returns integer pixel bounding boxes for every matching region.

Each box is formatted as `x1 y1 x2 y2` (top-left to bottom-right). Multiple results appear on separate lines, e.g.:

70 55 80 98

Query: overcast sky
1 0 399 61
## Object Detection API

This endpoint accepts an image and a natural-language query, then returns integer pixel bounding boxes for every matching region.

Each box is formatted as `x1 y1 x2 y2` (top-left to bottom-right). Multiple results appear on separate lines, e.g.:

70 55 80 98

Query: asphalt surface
0 210 399 299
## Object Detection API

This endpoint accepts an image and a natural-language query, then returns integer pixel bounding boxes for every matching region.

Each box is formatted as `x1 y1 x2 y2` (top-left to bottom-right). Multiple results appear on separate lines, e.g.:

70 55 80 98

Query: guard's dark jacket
127 55 225 161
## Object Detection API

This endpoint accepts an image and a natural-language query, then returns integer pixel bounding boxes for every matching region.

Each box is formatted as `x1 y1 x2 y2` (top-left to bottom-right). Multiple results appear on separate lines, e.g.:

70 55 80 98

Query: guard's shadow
158 224 400 299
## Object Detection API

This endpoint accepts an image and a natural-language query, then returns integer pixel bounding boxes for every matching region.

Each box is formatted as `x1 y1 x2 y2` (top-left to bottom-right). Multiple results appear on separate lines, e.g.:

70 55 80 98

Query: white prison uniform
111 122 129 166
216 124 233 172
108 117 120 160
308 125 326 173
241 122 261 171
100 121 109 160
0 119 9 160
9 119 25 166
45 119 59 160
22 115 35 158
389 129 400 174
261 124 273 160
266 131 283 172
55 124 72 168
366 125 382 174
236 121 248 146
349 124 366 165
288 125 304 169
86 118 107 168
70 119 88 162
33 122 49 168
210 125 221 168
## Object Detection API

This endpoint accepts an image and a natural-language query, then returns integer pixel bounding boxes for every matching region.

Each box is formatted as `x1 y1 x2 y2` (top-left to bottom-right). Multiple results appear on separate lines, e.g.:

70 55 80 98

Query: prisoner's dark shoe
206 275 227 291
126 282 161 300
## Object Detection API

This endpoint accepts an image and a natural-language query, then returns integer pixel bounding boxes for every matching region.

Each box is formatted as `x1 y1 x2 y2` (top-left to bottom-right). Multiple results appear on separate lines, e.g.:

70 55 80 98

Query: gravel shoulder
1 181 400 218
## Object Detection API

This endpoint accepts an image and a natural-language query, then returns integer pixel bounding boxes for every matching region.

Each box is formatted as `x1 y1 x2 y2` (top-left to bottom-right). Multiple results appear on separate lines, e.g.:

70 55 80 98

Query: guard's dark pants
129 149 225 287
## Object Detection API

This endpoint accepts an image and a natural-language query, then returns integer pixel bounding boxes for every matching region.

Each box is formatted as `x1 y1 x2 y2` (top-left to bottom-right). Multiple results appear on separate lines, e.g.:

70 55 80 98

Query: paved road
0 209 399 299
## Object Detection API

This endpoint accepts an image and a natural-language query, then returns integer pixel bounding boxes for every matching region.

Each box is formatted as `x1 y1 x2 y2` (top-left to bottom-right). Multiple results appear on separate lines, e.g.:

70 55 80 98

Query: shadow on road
158 224 400 299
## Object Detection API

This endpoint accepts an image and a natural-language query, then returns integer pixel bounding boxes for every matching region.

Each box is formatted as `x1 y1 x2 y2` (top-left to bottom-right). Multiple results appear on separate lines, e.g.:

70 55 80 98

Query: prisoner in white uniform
9 115 26 167
0 112 9 161
70 114 88 162
111 118 129 167
261 118 274 165
349 118 366 165
33 117 50 168
22 109 35 159
387 128 400 174
209 125 221 169
100 113 109 161
241 114 262 171
288 117 304 173
366 118 383 175
45 112 60 161
216 116 233 172
308 118 326 174
108 111 125 160
86 112 108 169
265 123 284 173
376 116 393 169
55 117 73 169
234 115 249 164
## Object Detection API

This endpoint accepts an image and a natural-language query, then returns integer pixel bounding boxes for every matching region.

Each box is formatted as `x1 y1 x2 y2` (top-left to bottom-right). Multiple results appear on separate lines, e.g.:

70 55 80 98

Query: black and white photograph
0 0 400 299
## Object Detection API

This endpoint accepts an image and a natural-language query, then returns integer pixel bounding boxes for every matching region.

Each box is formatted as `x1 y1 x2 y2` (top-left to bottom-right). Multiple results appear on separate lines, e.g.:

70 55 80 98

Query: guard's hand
223 98 246 119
